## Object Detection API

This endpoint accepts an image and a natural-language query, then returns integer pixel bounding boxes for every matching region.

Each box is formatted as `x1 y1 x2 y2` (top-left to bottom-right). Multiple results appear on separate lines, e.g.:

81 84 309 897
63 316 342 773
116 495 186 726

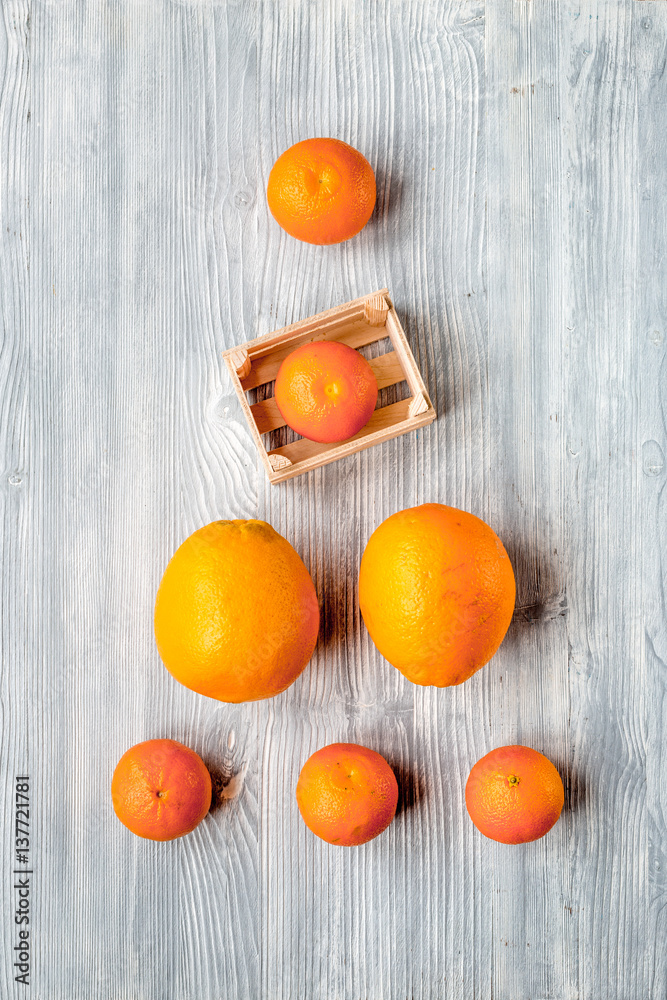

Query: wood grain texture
0 1 665 998
637 9 667 996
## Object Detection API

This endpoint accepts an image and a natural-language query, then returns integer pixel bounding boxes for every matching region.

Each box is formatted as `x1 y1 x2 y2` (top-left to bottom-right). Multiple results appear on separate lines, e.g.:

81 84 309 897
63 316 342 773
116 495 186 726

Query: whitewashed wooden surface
1 1 665 997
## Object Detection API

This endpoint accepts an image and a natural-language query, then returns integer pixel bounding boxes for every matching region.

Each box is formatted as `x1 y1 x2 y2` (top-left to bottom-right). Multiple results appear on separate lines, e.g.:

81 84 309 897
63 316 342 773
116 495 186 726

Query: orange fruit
154 520 319 703
111 739 212 841
296 743 398 846
274 341 378 443
465 745 564 844
267 138 376 245
358 503 516 687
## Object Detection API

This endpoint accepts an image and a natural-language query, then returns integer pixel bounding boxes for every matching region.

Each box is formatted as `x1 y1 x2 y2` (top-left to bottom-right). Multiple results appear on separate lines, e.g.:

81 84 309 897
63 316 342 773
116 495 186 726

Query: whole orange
111 739 212 841
465 745 564 844
274 341 378 443
358 503 515 686
154 520 319 703
296 743 398 846
267 138 376 245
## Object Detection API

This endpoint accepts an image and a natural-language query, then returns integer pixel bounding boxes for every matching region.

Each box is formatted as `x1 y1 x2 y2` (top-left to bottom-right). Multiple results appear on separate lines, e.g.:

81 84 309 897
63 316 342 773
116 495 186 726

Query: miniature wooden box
223 289 436 484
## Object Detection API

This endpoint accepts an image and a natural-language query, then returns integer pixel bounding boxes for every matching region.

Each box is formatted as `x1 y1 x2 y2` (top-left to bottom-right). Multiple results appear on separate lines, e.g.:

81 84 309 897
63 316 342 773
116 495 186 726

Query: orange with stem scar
465 745 564 844
267 138 376 245
111 739 212 841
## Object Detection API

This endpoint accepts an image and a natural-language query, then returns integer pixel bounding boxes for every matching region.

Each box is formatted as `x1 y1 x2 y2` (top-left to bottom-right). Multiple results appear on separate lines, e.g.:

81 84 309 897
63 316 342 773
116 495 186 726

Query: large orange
465 745 564 844
111 739 212 841
358 503 515 686
274 340 378 443
296 743 398 846
267 138 376 245
154 520 319 702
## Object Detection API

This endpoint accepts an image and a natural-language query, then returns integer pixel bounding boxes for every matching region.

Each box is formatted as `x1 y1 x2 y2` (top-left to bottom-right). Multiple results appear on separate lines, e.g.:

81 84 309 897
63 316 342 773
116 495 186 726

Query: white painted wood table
1 1 666 998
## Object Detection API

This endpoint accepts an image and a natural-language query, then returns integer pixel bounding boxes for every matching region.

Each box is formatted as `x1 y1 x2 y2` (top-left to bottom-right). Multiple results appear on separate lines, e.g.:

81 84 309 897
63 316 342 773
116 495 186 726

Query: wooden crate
223 289 436 484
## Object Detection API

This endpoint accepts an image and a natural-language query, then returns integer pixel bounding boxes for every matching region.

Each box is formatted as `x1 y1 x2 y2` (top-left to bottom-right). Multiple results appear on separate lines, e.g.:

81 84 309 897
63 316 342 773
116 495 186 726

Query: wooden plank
557 4 651 998
0 4 262 999
256 0 489 996
486 3 664 1000
634 4 667 998
249 350 406 435
485 3 572 997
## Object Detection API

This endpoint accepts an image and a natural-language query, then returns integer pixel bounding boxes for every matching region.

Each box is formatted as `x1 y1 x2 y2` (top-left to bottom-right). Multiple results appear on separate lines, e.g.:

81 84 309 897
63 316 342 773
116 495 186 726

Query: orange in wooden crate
223 289 436 484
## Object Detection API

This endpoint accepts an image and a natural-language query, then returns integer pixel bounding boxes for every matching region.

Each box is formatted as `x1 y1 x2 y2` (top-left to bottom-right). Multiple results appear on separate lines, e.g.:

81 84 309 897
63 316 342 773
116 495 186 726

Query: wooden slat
385 309 428 398
225 286 389 359
249 351 406 435
367 350 405 391
267 397 430 467
250 395 284 435
240 319 391 390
